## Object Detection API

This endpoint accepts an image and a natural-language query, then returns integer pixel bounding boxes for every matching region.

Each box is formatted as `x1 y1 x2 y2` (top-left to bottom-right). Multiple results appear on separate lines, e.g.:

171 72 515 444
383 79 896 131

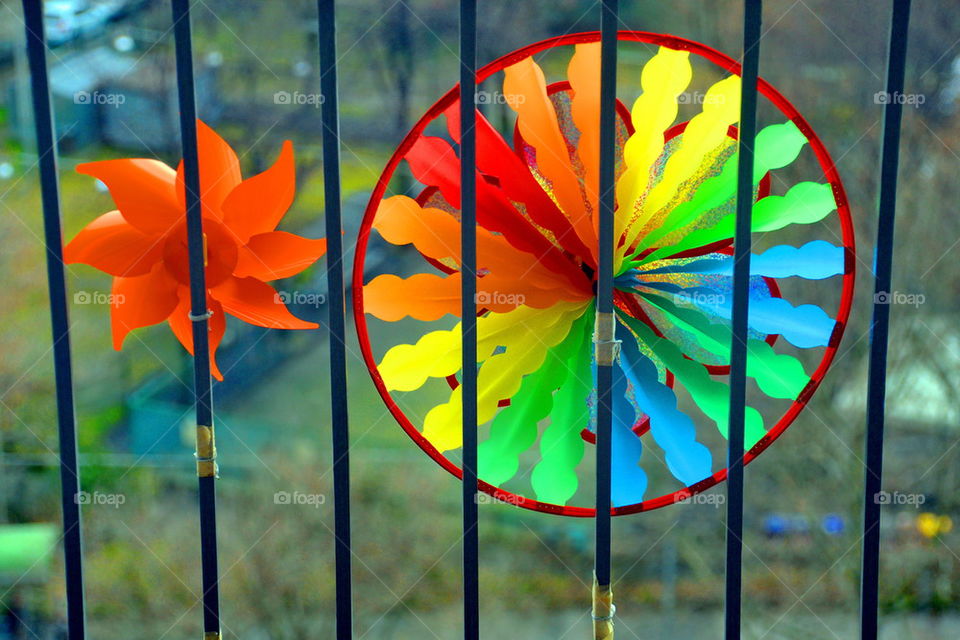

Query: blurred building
7 44 221 153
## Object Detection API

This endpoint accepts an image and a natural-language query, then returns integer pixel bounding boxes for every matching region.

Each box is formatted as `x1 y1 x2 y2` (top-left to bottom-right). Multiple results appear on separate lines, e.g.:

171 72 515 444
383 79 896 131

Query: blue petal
640 241 845 280
611 362 648 507
618 323 713 486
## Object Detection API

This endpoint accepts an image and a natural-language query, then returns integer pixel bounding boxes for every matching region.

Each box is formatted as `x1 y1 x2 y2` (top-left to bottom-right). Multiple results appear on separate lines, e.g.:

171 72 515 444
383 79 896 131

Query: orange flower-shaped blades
65 120 327 379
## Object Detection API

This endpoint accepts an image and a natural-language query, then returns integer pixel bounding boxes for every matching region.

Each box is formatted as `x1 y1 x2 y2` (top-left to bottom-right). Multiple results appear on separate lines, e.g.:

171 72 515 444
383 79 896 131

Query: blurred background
0 0 957 638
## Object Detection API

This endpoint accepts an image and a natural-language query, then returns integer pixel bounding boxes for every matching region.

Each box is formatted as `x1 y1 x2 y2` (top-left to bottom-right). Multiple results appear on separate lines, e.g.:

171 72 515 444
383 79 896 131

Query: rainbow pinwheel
355 33 854 515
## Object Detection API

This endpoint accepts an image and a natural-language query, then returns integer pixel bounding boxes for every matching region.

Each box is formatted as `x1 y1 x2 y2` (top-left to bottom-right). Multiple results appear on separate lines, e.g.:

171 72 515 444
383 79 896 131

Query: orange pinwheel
65 120 326 379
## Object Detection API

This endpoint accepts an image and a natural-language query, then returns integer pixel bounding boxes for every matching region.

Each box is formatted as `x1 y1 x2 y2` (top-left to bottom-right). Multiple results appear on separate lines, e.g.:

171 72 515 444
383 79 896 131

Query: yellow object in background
917 512 953 539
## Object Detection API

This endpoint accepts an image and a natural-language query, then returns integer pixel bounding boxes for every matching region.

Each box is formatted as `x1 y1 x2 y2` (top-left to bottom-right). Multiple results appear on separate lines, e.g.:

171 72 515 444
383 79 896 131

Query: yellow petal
615 47 693 264
624 74 741 252
421 302 588 452
378 302 583 393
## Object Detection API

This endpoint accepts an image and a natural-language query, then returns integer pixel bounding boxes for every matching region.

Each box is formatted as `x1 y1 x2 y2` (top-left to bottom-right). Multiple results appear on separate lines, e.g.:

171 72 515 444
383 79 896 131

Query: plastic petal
421 303 585 452
233 231 326 281
221 140 296 242
76 159 179 236
109 262 180 349
626 75 742 249
63 210 163 277
211 276 317 329
567 43 602 215
637 121 807 259
616 47 692 256
480 309 591 488
175 120 243 218
641 241 844 281
167 289 227 381
373 196 587 294
618 322 713 486
442 102 593 261
529 309 594 504
503 56 597 255
611 362 648 507
619 311 767 447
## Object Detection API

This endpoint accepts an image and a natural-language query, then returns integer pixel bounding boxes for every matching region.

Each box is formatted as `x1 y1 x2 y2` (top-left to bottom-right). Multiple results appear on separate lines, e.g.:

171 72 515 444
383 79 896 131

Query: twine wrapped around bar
195 424 218 478
592 574 615 639
594 311 621 366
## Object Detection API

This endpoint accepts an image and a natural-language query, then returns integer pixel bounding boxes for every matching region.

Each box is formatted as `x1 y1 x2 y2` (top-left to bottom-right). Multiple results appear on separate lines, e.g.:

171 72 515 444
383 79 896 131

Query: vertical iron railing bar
20 2 87 636
860 2 911 638
459 1 479 638
593 0 618 622
724 0 762 636
170 0 221 636
317 1 354 638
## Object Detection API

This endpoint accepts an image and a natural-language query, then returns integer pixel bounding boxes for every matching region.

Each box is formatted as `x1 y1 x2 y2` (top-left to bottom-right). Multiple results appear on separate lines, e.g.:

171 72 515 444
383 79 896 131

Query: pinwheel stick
592 575 615 640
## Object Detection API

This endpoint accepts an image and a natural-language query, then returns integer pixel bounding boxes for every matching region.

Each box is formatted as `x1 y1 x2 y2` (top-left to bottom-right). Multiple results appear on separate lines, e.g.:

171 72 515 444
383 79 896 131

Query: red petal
64 210 163 277
221 141 295 242
443 101 594 262
176 120 242 219
211 277 317 330
110 262 180 349
406 135 587 286
233 231 326 281
168 289 227 381
76 159 179 236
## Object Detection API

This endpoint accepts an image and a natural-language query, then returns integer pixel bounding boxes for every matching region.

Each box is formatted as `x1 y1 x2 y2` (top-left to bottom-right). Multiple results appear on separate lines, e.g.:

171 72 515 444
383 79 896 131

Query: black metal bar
317 1 354 638
459 1 479 638
860 2 911 638
725 1 762 636
594 0 618 592
170 0 221 636
20 2 86 636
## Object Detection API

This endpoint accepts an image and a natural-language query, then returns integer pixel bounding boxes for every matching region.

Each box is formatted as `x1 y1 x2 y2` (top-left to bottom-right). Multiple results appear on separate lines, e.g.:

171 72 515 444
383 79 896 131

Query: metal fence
18 0 912 638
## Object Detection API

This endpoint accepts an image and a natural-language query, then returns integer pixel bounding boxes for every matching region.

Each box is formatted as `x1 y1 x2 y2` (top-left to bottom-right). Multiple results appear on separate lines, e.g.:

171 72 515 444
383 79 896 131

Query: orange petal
211 276 317 330
64 210 164 277
176 120 243 219
76 159 179 236
503 57 596 256
233 231 326 281
110 262 180 349
168 289 227 381
375 196 590 295
365 273 462 321
567 43 601 218
364 272 586 322
221 141 295 241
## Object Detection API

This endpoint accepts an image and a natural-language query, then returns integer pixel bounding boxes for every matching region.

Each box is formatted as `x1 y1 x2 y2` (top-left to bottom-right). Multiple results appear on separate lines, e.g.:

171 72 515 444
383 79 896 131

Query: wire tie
188 309 214 322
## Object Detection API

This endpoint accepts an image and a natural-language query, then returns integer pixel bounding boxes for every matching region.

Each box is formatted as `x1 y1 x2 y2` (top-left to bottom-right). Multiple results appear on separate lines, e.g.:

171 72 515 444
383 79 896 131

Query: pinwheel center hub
162 217 238 287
